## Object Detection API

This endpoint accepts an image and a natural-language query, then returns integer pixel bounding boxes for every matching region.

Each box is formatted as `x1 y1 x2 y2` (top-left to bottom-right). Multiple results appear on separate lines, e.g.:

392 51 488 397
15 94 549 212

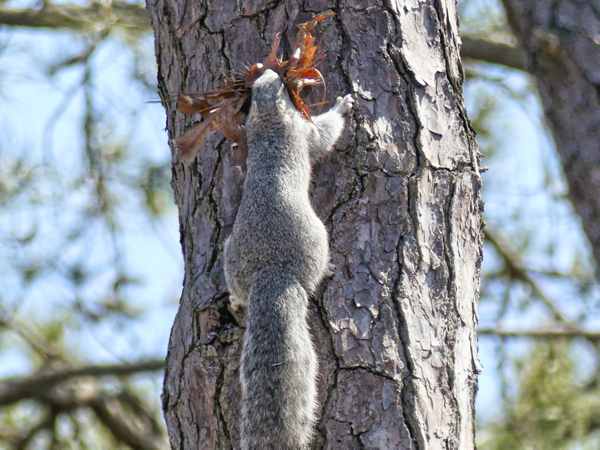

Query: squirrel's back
226 69 330 301
224 69 352 449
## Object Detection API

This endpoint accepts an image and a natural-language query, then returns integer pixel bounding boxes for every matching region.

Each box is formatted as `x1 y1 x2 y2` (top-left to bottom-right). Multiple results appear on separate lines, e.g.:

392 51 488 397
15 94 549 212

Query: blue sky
0 26 182 375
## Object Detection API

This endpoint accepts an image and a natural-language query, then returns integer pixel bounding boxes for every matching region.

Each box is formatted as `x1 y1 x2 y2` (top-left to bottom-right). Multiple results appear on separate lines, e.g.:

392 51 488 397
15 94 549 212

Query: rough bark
145 0 483 448
501 0 600 273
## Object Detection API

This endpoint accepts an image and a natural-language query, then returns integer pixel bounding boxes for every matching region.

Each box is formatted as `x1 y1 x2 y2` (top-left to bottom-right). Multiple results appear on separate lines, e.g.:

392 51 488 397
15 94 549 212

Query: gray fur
223 69 352 449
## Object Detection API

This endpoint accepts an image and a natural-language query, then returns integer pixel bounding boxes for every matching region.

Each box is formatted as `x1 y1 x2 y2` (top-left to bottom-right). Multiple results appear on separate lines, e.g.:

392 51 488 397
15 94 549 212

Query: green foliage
481 342 600 449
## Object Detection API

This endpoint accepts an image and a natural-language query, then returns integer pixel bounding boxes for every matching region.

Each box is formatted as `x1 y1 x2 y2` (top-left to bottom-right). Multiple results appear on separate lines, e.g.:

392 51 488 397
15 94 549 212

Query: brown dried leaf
174 111 222 162
174 95 249 162
172 13 335 161
264 33 282 70
219 96 248 148
177 94 212 117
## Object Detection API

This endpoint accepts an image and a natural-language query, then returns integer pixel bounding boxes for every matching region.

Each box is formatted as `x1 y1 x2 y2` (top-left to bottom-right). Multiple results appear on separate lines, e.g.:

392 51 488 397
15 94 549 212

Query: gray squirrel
223 68 353 449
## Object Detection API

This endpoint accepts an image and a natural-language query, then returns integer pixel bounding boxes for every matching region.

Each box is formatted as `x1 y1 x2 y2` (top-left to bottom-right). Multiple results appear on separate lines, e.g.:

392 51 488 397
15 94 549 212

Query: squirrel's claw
333 94 354 115
325 262 336 277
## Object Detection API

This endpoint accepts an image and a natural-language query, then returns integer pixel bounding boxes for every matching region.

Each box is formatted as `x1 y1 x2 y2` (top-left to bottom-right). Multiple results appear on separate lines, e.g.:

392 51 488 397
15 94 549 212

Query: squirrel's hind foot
325 262 336 277
229 294 248 311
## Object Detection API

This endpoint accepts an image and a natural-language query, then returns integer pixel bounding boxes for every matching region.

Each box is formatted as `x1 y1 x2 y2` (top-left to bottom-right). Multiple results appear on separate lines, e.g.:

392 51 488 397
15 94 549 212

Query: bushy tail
240 270 318 450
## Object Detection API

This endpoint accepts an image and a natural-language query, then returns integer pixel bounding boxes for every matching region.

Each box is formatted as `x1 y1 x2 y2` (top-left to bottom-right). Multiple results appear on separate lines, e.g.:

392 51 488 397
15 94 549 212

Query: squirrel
223 68 353 449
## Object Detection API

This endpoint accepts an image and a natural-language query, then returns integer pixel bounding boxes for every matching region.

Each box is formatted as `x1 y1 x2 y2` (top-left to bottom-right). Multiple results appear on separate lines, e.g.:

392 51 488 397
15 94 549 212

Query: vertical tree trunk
145 1 483 448
502 0 600 272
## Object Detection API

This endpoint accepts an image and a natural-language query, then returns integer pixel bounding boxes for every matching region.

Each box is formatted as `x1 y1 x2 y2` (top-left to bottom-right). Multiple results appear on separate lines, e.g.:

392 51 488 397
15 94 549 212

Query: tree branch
0 359 164 407
0 315 64 361
88 394 164 449
0 3 530 76
461 35 528 72
0 2 150 32
0 361 167 447
484 227 571 323
479 326 600 340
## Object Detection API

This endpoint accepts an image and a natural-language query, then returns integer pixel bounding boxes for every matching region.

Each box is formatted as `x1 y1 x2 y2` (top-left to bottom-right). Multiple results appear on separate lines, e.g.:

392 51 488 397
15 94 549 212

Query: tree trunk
145 1 483 448
502 0 600 272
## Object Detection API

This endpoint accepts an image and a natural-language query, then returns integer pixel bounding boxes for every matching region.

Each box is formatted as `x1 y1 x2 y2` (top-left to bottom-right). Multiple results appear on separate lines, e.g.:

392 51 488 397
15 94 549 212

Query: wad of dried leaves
173 13 335 163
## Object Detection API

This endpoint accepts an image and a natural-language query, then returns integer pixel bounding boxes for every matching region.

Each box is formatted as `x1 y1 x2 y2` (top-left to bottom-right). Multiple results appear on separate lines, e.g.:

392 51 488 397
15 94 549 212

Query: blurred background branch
461 34 528 72
0 359 165 407
479 327 600 340
0 2 149 32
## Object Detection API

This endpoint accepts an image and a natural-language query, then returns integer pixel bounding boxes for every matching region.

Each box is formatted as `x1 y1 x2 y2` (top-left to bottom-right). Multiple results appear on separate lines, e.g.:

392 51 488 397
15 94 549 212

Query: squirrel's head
250 69 291 113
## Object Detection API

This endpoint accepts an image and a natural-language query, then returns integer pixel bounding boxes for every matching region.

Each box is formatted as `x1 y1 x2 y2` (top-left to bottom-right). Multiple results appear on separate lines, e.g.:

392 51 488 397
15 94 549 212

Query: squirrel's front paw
333 94 354 115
